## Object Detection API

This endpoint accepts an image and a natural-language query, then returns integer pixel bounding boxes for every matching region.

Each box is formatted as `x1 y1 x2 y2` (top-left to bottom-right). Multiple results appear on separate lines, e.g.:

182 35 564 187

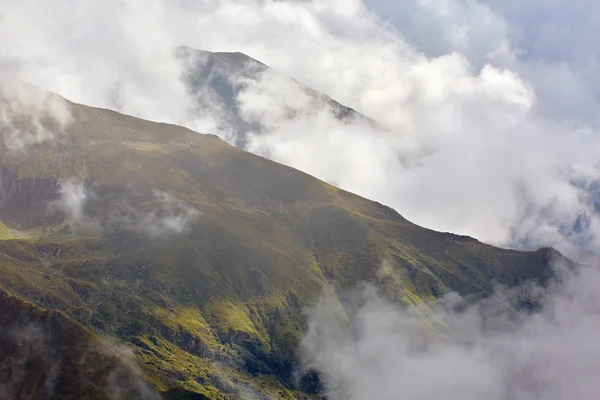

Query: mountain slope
0 290 160 400
0 86 565 398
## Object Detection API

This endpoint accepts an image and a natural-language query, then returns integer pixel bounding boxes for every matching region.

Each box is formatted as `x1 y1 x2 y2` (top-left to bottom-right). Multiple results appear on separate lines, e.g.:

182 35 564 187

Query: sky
1 0 600 259
2 1 600 399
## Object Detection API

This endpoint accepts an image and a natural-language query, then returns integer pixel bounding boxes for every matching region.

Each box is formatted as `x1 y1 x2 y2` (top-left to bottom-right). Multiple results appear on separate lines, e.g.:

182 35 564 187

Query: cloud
103 344 163 400
136 189 200 238
0 0 217 136
2 2 600 397
1 0 599 259
300 259 600 399
56 180 86 223
0 78 71 152
52 180 101 234
233 46 600 257
0 322 161 400
52 181 198 238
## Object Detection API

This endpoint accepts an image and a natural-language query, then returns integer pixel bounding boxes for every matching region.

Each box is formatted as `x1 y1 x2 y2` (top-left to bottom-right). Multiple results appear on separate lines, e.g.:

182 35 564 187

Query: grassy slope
0 98 562 398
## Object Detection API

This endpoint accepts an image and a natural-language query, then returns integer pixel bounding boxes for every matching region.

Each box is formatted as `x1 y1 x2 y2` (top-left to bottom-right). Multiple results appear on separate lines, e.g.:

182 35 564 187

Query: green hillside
0 93 563 399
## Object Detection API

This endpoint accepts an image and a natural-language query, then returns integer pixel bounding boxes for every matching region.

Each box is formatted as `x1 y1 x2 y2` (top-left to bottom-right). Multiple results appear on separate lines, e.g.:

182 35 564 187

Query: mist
1 1 599 399
0 322 161 400
301 259 600 399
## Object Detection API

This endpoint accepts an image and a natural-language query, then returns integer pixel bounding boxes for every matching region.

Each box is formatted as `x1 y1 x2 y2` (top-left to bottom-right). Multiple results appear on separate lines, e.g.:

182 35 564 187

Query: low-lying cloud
2 0 598 259
53 180 100 234
301 259 600 399
136 189 200 237
52 181 199 238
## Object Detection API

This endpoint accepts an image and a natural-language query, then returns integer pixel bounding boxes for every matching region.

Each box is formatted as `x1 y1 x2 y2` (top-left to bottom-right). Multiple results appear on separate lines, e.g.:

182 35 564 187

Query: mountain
176 46 377 148
0 83 566 399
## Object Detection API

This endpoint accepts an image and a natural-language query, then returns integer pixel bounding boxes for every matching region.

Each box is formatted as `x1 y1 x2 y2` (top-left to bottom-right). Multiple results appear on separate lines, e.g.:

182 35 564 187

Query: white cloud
0 322 161 400
301 260 600 399
0 78 71 152
58 180 86 220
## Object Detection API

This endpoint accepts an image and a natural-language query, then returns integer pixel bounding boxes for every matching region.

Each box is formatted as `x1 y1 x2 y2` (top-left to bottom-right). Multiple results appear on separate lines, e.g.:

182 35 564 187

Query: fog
301 258 600 399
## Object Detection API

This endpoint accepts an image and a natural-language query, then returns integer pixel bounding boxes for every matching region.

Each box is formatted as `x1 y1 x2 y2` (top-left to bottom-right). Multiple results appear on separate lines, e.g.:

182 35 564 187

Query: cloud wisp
136 189 200 238
51 181 199 238
1 2 599 398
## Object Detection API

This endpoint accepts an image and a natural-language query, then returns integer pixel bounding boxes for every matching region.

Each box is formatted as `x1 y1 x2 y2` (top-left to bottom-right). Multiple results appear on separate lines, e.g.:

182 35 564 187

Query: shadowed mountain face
177 46 373 147
0 84 567 399
0 291 160 400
